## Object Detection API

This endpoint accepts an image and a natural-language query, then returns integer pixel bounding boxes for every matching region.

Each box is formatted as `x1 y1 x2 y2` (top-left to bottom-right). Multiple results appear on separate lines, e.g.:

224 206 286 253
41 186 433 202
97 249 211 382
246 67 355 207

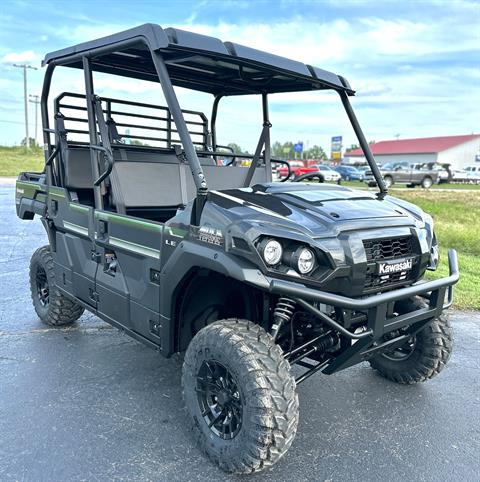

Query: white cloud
1 50 36 63
1 6 478 148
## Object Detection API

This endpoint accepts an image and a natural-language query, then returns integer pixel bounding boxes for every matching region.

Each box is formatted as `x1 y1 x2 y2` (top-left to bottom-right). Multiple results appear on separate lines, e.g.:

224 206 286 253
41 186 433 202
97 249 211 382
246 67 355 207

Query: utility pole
29 94 40 146
13 64 38 150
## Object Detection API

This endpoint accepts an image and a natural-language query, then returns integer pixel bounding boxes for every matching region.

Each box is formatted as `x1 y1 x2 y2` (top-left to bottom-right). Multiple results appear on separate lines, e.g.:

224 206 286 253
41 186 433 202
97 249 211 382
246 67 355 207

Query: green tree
345 143 359 153
227 142 247 154
129 139 147 146
272 141 283 158
21 137 39 148
305 145 327 160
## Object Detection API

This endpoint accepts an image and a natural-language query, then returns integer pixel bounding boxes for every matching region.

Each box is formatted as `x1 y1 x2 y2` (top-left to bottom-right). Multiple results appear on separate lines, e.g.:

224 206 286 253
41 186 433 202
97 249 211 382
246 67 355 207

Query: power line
29 94 40 144
12 64 38 150
0 119 36 125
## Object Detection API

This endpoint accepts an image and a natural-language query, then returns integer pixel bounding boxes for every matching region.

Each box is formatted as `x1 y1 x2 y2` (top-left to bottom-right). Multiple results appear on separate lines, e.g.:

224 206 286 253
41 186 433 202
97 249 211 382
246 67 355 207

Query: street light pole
29 94 40 146
13 64 38 150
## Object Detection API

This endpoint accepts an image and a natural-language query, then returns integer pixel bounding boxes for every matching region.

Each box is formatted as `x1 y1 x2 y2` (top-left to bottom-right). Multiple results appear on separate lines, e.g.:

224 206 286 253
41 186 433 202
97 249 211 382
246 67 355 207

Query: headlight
260 238 283 266
294 247 315 274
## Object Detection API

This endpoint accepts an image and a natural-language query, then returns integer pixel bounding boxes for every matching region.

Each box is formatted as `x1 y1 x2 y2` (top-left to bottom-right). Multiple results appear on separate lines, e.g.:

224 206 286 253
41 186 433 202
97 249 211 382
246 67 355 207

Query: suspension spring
271 297 296 340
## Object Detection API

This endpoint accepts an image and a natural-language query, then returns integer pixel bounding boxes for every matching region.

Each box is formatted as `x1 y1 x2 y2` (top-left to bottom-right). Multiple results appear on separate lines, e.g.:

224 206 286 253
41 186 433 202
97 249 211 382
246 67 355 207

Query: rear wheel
29 245 84 326
370 298 452 384
182 319 299 474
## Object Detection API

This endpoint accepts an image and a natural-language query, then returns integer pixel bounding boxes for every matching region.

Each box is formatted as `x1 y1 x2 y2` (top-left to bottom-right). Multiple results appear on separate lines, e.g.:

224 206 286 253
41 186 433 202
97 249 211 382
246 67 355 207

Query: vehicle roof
43 23 354 96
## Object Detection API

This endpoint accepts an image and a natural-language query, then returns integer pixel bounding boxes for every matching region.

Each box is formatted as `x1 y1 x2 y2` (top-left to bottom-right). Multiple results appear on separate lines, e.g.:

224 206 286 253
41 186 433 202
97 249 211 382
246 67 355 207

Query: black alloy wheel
196 360 243 440
35 266 49 307
381 331 417 361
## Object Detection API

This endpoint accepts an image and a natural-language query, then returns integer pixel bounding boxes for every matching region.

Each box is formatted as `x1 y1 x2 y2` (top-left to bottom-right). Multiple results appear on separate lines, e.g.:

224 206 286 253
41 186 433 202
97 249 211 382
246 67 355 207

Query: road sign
294 142 303 153
331 135 342 160
331 136 342 152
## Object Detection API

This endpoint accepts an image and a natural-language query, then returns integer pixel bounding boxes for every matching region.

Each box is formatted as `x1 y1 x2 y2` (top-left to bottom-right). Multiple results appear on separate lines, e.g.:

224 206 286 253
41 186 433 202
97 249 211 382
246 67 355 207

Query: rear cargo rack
53 92 209 149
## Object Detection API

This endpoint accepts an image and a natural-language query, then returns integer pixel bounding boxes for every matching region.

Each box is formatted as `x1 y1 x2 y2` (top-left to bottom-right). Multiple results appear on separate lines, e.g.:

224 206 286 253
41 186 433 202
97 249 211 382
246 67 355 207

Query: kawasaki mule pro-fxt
15 24 459 474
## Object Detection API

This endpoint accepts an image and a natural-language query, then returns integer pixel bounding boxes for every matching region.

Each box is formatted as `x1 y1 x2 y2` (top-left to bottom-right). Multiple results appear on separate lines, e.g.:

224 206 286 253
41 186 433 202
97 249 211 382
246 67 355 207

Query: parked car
465 165 480 174
448 169 480 184
335 165 364 181
276 160 318 179
466 171 480 184
312 164 342 182
365 161 439 188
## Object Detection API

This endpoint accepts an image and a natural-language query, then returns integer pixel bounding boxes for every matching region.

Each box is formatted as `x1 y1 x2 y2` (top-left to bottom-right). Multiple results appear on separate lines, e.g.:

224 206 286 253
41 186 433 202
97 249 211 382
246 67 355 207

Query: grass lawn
393 190 480 311
341 180 480 190
0 146 44 176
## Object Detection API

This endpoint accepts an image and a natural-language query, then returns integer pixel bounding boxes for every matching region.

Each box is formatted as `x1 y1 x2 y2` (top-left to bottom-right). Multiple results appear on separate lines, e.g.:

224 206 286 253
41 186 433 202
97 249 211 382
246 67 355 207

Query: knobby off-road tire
370 298 453 384
182 319 299 474
29 245 84 326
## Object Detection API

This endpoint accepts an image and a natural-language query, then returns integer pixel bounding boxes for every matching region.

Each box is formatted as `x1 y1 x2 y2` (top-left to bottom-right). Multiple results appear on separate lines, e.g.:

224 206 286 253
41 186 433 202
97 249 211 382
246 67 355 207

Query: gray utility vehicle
365 161 440 188
16 24 459 474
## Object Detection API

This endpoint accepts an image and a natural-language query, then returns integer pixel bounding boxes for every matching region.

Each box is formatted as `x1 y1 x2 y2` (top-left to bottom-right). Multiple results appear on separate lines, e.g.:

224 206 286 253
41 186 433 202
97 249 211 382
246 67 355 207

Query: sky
0 0 479 153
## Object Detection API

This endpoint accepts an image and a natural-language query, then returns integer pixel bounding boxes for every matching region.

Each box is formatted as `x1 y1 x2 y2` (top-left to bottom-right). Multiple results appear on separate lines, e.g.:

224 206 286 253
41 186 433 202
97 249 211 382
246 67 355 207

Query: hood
210 183 417 236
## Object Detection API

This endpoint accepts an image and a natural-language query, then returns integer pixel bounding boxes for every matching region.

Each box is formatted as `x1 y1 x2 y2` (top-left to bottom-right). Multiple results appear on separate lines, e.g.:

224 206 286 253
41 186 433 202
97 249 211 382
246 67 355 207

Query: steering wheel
271 158 292 182
292 172 325 183
216 145 237 166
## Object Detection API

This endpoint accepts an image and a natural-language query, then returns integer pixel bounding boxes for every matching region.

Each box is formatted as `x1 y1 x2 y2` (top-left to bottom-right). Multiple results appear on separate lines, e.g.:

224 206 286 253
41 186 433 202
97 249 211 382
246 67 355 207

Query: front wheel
182 319 299 474
370 298 452 384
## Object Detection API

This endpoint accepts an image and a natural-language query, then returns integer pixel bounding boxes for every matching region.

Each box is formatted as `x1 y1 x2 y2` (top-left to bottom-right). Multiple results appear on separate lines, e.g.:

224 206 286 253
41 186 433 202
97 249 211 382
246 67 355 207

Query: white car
313 164 342 182
465 165 480 174
451 169 480 184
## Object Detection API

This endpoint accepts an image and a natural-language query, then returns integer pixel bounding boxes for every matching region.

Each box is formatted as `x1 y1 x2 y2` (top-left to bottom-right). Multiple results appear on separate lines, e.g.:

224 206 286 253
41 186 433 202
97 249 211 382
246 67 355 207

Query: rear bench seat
62 145 268 219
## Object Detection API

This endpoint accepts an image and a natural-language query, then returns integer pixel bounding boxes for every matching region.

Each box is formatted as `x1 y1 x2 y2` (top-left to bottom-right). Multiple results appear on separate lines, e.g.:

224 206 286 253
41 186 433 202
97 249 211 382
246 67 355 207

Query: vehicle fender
158 240 270 355
160 240 269 305
40 217 57 252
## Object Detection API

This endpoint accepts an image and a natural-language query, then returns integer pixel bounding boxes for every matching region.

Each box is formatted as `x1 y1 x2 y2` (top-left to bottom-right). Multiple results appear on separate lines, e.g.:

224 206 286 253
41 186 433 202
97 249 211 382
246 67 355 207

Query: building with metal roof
345 134 480 169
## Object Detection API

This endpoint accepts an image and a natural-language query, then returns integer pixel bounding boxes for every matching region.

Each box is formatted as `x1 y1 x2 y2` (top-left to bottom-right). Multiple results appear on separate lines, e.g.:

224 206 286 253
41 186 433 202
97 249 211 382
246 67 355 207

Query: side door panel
395 167 410 183
48 187 98 308
94 211 163 342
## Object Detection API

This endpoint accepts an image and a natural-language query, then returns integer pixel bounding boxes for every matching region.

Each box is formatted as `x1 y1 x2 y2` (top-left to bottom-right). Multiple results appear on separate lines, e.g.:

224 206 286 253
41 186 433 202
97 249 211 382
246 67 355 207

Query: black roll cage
40 25 387 221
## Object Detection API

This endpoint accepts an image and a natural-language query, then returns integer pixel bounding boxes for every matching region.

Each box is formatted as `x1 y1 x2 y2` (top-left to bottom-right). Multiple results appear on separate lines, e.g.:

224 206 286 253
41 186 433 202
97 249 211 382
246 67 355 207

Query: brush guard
271 249 459 382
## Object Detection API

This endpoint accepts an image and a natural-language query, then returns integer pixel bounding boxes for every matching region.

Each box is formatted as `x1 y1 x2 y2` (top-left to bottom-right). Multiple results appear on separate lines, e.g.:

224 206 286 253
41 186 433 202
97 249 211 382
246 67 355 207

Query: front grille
364 271 411 290
363 236 413 262
363 236 416 292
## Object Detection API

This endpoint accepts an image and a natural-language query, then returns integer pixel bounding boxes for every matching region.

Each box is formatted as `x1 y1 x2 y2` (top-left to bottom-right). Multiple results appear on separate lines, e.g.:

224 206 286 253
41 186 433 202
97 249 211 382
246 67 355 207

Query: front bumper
270 249 459 374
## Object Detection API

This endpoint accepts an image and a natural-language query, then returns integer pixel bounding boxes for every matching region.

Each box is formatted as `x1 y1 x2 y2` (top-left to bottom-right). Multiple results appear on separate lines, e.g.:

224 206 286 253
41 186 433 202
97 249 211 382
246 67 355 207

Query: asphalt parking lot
1 183 479 482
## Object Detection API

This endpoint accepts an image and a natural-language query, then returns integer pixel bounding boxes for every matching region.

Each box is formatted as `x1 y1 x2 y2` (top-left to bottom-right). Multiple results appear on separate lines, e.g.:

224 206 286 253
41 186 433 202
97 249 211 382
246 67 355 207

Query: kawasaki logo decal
377 258 413 275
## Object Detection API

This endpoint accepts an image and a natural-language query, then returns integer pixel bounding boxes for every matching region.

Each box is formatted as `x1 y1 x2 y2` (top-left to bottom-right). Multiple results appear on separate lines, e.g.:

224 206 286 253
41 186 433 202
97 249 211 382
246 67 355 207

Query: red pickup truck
276 161 318 179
